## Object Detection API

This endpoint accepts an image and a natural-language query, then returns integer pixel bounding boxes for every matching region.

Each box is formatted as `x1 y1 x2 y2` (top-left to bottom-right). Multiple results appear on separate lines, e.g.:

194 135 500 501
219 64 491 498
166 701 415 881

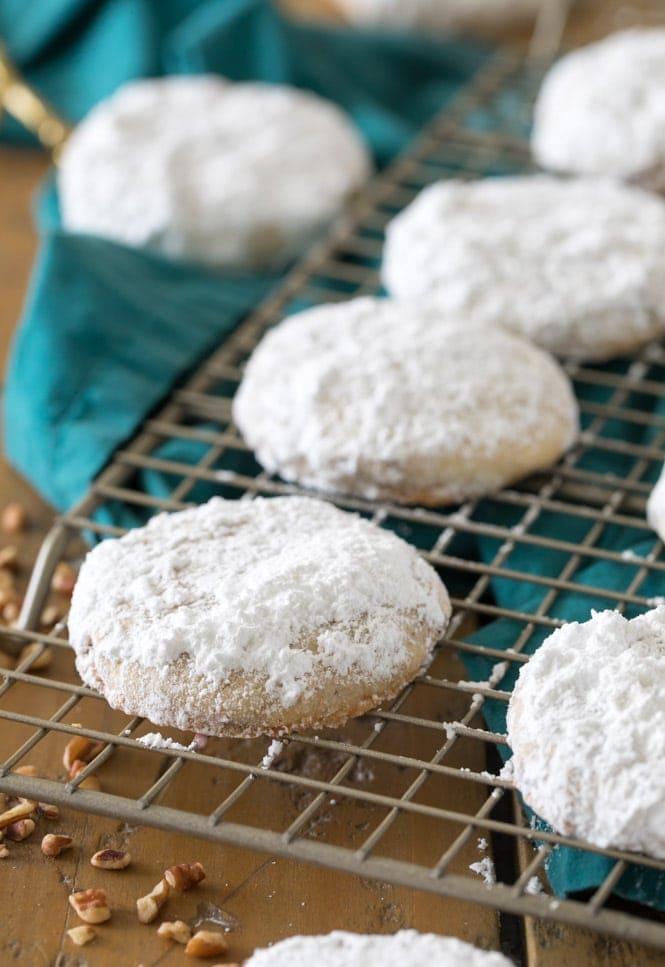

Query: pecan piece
41 833 73 857
91 848 131 870
164 861 206 891
136 878 170 923
69 887 111 924
184 930 228 958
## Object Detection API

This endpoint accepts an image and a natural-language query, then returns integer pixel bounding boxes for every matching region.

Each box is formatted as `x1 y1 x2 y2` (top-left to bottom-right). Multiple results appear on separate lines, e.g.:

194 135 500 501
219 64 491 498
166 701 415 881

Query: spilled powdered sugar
382 176 665 360
234 297 577 503
69 497 449 714
244 930 511 966
261 740 284 770
532 29 665 186
137 732 192 752
469 856 496 887
58 75 370 270
507 607 665 858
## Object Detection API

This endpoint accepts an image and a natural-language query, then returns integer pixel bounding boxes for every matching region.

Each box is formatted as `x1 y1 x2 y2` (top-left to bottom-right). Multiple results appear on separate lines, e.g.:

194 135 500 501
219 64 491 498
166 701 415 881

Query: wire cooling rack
4 10 665 954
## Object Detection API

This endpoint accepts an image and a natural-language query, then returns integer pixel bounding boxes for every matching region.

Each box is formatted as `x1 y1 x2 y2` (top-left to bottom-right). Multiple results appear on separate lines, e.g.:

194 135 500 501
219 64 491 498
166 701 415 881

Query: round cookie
532 29 665 191
233 297 578 505
58 75 371 270
382 175 665 360
68 496 450 737
333 0 542 34
244 930 512 966
507 607 665 858
647 463 665 539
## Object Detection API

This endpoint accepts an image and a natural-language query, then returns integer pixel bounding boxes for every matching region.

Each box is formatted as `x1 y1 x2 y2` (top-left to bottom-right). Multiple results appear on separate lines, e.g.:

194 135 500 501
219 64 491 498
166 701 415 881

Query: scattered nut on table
14 764 39 777
40 603 62 627
6 818 35 841
0 545 19 570
67 925 97 946
69 887 111 924
19 642 52 671
63 734 105 772
69 760 102 791
38 802 59 820
136 877 170 923
1 502 27 535
184 929 228 958
0 799 35 829
0 844 9 858
164 861 206 891
41 833 73 857
91 848 131 870
157 920 192 944
51 561 77 595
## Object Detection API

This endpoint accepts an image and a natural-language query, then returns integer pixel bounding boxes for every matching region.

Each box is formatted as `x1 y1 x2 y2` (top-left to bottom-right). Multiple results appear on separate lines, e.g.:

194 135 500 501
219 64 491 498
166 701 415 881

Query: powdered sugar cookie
382 176 665 360
58 76 371 269
233 297 578 505
507 607 665 858
68 496 450 737
245 930 512 966
647 464 665 539
333 0 542 34
532 30 665 191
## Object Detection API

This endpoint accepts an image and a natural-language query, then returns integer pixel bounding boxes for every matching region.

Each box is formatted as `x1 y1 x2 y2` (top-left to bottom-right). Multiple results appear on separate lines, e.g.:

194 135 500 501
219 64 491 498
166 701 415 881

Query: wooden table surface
1 3 665 965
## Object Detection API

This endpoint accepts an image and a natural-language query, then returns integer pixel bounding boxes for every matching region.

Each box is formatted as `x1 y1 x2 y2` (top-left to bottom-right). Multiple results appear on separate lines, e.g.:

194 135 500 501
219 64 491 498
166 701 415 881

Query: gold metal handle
0 42 72 159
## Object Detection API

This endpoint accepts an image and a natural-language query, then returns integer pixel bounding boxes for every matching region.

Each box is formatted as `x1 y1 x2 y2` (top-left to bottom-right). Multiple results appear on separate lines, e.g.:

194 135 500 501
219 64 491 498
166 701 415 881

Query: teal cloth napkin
3 0 663 915
3 0 488 511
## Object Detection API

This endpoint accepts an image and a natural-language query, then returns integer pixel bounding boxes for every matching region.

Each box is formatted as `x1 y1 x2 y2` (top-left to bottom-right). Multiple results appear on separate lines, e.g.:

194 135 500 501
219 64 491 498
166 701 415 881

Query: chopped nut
185 930 228 958
5 818 35 841
164 861 206 891
0 798 35 829
19 642 52 671
38 802 59 820
0 546 19 570
40 603 62 627
42 833 73 857
63 735 105 772
157 920 192 944
67 925 96 947
0 844 9 858
136 878 170 923
14 764 39 777
69 888 111 924
1 503 27 535
91 848 131 870
2 600 20 624
52 561 77 595
69 761 102 791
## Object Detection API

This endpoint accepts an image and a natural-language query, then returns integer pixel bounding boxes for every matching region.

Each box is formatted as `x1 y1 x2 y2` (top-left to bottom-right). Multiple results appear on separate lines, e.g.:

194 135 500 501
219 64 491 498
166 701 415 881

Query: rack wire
4 5 665 954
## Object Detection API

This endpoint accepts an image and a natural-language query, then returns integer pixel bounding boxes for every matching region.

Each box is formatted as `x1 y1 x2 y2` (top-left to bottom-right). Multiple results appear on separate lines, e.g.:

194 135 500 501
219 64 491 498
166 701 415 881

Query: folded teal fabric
4 0 487 511
3 0 663 917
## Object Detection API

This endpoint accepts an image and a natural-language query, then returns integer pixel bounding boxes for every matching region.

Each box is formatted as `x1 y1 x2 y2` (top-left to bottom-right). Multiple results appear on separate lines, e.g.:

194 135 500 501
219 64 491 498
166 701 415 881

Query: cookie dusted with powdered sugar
58 76 371 270
333 0 542 34
382 176 665 361
233 297 578 505
68 496 450 737
507 607 665 858
532 29 665 191
245 931 512 966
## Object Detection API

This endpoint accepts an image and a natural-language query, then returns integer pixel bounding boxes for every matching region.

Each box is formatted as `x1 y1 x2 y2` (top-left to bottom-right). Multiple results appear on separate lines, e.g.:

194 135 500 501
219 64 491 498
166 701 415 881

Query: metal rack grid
3 18 665 954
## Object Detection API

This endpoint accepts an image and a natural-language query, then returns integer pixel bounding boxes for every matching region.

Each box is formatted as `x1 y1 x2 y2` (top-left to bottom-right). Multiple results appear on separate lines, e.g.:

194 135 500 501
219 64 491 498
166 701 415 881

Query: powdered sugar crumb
469 856 496 887
261 739 284 770
525 876 543 895
138 732 191 752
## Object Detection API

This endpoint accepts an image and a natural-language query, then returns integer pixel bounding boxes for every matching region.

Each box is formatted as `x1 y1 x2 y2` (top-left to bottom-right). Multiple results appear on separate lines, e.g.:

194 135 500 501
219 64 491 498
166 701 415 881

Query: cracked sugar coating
334 0 541 32
233 297 578 505
58 75 371 270
382 176 665 361
68 496 450 737
507 607 665 859
245 931 512 966
647 463 665 540
532 30 665 190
